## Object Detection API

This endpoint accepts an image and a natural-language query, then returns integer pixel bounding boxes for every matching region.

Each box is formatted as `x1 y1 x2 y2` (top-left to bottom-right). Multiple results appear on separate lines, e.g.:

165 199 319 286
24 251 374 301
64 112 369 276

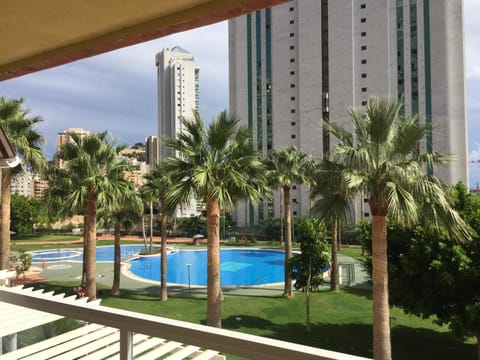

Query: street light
186 263 191 296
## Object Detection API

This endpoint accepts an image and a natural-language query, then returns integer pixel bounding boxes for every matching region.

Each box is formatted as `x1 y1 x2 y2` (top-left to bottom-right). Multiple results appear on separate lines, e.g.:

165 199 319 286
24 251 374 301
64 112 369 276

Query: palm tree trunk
371 213 391 360
81 219 87 286
149 201 153 253
477 334 480 360
283 186 293 298
206 197 222 327
0 168 11 270
330 218 340 292
141 216 148 251
306 260 312 332
111 220 121 296
160 194 168 301
85 190 97 301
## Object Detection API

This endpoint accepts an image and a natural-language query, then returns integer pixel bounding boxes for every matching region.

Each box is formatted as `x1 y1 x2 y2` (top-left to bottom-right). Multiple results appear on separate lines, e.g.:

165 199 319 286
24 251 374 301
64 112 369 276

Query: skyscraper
156 46 200 160
229 0 468 225
145 135 158 169
156 46 201 217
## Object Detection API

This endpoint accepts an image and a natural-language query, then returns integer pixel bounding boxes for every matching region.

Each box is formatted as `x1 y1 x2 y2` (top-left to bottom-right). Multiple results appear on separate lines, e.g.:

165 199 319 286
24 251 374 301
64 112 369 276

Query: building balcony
0 285 369 360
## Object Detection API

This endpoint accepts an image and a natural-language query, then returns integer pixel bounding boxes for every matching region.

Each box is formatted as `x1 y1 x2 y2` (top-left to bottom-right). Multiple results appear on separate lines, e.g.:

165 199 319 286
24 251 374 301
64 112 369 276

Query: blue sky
0 1 479 187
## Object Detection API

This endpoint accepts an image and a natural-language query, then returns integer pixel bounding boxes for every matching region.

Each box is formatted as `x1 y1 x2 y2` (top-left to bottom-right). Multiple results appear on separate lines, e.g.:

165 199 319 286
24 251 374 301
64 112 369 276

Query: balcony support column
120 328 133 360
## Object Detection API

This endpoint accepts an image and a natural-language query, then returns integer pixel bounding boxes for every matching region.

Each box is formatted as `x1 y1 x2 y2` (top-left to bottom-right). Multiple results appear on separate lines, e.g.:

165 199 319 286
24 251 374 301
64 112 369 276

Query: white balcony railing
0 286 370 360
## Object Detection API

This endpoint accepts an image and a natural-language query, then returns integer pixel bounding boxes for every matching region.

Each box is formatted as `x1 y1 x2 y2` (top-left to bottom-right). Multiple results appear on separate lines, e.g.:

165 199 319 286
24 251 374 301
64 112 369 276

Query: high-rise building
56 127 90 168
229 0 468 225
156 46 200 160
145 135 158 168
156 46 201 218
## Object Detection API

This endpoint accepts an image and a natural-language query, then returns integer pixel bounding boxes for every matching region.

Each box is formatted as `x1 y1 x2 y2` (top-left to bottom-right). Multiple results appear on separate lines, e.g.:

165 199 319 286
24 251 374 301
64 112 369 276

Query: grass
28 281 475 360
338 246 366 262
16 238 476 359
12 234 81 242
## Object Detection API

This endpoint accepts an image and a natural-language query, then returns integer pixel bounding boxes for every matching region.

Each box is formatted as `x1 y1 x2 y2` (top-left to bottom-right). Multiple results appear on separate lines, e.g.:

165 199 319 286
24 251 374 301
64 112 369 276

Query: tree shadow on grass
223 315 475 360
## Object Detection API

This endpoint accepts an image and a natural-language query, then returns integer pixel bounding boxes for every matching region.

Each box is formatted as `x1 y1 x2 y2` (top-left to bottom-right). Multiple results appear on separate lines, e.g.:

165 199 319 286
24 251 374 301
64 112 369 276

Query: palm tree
142 161 174 301
163 110 268 327
0 97 46 270
57 131 132 300
326 96 469 360
310 157 354 292
264 146 311 298
98 180 142 296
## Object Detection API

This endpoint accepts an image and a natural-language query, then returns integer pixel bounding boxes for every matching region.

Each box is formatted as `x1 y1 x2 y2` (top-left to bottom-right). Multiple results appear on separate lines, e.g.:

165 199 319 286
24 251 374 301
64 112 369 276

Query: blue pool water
129 249 285 286
32 245 147 263
32 246 288 287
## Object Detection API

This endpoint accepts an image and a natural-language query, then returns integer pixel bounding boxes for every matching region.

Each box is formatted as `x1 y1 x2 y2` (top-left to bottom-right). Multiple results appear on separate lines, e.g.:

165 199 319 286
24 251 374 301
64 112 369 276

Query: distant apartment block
10 168 34 197
118 146 148 187
229 0 468 225
156 46 201 218
56 127 90 169
33 175 49 198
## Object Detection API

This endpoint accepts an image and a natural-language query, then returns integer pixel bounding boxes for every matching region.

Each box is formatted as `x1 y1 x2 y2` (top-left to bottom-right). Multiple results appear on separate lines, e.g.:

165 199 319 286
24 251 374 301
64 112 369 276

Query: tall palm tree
163 110 268 327
57 132 132 300
42 165 88 284
0 97 46 270
264 146 311 298
142 161 174 301
326 96 469 360
310 157 354 292
98 180 142 296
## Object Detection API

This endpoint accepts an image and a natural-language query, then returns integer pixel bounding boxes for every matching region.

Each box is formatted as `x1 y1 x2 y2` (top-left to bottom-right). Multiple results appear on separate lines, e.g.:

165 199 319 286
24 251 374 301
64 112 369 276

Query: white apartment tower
156 46 201 217
229 0 468 225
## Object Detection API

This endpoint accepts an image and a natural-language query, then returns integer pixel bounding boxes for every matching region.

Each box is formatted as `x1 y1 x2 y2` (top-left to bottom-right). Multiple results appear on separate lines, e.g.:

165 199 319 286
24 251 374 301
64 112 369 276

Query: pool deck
23 250 369 298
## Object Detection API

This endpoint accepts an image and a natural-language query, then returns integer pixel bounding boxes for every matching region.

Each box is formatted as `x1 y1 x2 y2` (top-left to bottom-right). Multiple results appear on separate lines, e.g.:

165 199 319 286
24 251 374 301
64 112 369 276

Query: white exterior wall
156 47 200 218
229 0 467 225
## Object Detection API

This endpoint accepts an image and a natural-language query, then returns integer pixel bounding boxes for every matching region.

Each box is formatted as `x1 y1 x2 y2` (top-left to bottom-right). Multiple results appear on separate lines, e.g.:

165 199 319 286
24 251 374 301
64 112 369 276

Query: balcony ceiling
0 0 288 81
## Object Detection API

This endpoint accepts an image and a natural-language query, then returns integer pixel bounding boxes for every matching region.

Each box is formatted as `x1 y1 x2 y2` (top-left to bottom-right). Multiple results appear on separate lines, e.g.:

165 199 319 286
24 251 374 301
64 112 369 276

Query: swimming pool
31 245 148 263
128 249 285 286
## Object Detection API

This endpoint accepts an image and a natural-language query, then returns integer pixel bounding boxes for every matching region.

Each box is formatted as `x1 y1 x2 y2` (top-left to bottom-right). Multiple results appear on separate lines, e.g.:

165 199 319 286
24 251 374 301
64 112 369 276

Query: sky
0 1 479 187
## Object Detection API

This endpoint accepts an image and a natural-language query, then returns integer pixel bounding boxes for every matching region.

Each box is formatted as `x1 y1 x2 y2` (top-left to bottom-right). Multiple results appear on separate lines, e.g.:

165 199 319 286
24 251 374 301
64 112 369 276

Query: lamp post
186 263 191 296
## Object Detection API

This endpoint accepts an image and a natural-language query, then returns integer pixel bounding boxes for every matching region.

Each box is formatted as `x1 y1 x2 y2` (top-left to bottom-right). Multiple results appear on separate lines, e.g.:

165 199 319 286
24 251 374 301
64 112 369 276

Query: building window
290 32 295 37
292 198 297 203
364 212 370 217
361 18 366 23
291 134 296 139
361 73 367 78
361 4 366 9
361 59 367 64
362 100 367 106
361 32 366 37
291 109 296 113
292 185 297 190
361 45 367 51
290 45 295 50
291 96 296 101
361 87 367 92
290 20 294 24
290 84 296 88
291 121 296 126
290 70 295 75
289 6 294 11
293 211 298 216
290 58 295 63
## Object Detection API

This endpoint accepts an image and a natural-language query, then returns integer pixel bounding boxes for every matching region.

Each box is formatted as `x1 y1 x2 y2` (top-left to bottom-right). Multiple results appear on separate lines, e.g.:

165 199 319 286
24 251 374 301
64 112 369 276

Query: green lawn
12 234 81 242
29 282 475 360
